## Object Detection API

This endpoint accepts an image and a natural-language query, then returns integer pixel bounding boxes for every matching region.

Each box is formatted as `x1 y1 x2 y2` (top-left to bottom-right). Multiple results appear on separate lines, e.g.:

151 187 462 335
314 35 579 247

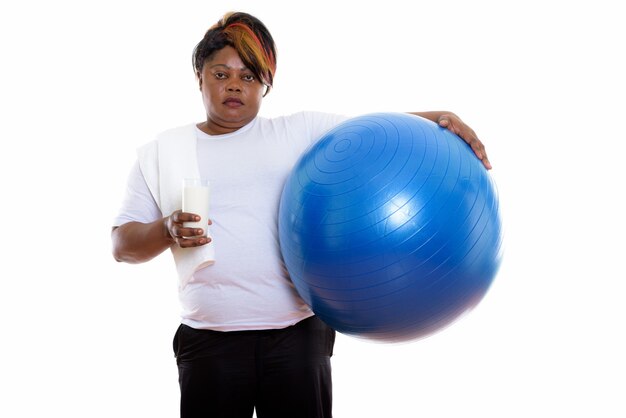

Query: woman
112 11 491 418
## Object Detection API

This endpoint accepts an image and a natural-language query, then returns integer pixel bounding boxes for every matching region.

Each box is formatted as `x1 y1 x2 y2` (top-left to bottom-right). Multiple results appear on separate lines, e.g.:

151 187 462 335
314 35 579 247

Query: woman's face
198 45 265 135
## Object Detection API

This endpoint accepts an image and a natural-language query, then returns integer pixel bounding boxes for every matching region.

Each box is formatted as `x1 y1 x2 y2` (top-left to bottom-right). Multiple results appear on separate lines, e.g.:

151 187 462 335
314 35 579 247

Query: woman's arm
112 218 174 264
411 111 491 170
112 211 210 264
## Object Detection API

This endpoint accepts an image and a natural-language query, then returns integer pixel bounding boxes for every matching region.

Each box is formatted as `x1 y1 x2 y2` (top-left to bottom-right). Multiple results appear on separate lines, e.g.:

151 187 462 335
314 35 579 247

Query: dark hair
192 12 277 95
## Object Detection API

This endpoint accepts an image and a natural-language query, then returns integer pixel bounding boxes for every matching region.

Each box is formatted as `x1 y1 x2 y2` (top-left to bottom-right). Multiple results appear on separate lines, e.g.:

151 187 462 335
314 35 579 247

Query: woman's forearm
111 218 174 264
410 111 456 123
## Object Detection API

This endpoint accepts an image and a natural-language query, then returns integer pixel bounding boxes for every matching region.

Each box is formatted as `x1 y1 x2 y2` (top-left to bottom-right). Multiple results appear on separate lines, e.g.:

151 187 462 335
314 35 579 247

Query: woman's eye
243 74 255 82
214 72 227 79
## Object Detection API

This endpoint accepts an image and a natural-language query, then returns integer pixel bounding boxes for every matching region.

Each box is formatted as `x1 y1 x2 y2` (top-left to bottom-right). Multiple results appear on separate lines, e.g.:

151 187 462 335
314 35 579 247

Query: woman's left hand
436 113 492 170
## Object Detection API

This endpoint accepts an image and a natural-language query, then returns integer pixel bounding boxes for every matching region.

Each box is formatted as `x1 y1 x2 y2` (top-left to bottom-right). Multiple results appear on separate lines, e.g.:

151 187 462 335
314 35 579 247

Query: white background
1 0 625 417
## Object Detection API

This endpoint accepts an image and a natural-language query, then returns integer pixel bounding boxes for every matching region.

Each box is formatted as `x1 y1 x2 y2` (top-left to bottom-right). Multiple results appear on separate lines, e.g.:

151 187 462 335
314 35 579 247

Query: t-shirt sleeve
112 159 162 227
303 111 350 143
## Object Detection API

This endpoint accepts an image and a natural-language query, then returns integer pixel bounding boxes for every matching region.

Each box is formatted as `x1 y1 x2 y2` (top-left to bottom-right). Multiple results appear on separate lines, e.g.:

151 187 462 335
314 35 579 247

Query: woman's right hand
165 210 212 248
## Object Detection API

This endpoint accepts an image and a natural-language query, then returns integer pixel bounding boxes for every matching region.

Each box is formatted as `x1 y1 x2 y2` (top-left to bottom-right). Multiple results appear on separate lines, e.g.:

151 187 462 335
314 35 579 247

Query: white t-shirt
114 111 347 331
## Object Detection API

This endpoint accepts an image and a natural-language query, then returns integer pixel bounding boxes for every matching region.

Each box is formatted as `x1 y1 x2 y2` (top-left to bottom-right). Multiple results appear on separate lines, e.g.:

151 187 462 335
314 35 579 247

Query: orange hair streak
224 22 276 89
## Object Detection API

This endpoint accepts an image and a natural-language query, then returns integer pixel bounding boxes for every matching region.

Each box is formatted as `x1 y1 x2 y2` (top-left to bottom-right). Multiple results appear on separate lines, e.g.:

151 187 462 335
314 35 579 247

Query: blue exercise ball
279 113 503 342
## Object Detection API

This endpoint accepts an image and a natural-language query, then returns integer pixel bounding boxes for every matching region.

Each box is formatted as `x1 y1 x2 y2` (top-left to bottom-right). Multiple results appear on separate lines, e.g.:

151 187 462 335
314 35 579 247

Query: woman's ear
197 72 203 90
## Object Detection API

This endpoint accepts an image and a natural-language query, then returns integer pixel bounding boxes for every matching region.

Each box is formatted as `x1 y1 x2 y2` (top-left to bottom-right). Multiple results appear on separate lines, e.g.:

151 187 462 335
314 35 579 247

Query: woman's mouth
224 97 244 108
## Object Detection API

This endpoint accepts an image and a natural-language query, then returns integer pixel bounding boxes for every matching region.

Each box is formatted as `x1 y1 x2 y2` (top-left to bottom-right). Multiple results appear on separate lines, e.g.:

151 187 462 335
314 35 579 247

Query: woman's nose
226 79 242 92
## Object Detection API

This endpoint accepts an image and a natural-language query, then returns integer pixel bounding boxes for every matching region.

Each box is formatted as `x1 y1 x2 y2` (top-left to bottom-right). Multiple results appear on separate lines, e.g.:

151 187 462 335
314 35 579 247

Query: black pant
173 316 336 418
